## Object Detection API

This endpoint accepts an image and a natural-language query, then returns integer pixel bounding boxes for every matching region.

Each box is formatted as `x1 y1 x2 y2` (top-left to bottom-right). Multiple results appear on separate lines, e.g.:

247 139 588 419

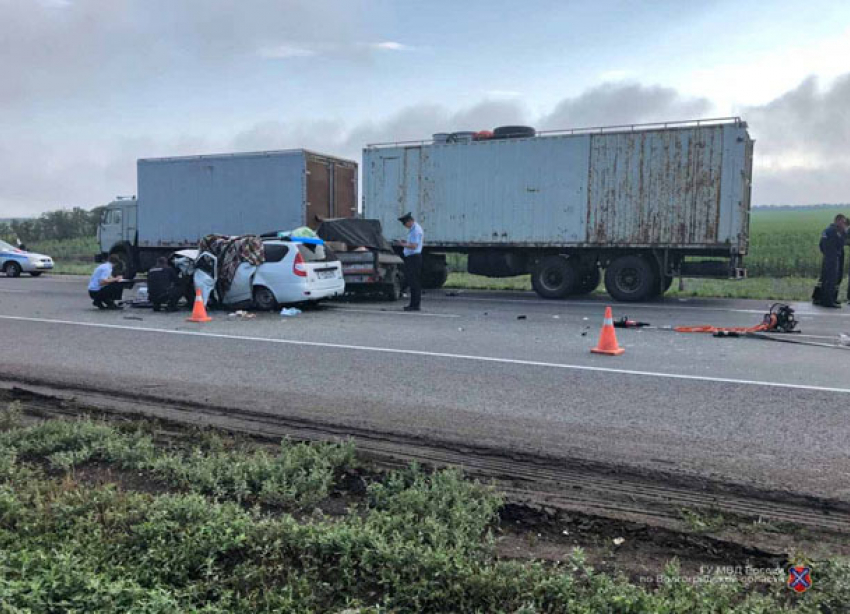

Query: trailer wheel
532 255 579 299
573 266 601 296
253 286 278 311
604 255 657 302
3 261 22 278
383 271 403 301
422 265 448 289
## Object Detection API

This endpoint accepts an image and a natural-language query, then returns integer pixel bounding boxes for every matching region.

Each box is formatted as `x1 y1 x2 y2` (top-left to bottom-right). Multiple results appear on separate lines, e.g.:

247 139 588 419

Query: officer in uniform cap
395 212 424 311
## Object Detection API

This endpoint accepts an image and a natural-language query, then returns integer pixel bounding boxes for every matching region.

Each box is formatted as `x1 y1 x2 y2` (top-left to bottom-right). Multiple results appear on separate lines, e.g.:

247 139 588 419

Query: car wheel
531 255 579 299
29 271 43 277
253 286 278 311
604 255 658 302
3 262 22 278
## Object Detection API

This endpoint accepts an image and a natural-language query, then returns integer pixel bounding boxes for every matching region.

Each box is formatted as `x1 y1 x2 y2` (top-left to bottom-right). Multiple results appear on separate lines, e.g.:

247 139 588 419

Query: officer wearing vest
396 212 424 312
815 214 848 308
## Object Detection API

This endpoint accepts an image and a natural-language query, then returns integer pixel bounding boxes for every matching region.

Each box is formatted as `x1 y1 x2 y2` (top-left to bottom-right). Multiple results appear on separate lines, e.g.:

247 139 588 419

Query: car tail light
293 252 307 277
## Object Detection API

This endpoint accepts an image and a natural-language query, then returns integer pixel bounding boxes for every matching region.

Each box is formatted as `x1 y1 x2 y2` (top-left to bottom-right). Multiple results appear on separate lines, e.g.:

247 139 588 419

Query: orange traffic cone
187 287 212 322
591 306 624 355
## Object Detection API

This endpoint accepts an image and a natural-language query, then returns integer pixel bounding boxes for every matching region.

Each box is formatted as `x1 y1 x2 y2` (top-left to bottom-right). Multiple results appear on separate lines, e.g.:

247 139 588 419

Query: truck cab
96 197 138 276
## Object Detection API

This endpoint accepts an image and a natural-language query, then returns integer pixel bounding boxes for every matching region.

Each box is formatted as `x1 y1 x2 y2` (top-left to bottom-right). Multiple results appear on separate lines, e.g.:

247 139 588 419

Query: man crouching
88 254 124 310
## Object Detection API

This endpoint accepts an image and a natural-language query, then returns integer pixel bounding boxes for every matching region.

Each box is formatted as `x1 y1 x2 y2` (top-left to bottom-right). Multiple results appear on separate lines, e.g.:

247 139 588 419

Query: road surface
1 275 849 500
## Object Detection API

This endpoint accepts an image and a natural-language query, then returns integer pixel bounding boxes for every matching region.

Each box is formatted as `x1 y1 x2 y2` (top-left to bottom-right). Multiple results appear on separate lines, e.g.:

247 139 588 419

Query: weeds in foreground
1 417 848 612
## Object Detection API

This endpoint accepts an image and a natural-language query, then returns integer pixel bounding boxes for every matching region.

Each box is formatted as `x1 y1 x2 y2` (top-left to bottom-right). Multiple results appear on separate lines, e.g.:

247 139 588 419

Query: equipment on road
187 287 212 323
613 316 650 329
591 306 625 356
674 303 799 335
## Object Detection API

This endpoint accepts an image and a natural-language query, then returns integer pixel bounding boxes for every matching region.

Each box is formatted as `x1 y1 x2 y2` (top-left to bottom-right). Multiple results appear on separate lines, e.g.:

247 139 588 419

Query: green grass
2 413 850 612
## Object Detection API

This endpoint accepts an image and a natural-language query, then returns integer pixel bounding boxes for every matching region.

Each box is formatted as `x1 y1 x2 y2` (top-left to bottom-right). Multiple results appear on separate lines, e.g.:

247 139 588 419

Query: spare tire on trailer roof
493 125 536 139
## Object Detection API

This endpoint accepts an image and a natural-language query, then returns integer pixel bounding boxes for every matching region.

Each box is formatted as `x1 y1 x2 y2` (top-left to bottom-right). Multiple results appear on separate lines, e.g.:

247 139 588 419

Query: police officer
147 256 182 312
396 212 424 312
815 214 847 308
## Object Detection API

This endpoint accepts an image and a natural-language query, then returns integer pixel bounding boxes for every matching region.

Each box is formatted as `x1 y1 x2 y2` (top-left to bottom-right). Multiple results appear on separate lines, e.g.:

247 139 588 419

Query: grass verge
1 412 848 612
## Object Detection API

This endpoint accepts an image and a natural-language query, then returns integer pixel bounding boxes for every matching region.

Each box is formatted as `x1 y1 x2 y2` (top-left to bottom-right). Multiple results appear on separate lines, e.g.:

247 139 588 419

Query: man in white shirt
88 254 124 310
396 212 424 311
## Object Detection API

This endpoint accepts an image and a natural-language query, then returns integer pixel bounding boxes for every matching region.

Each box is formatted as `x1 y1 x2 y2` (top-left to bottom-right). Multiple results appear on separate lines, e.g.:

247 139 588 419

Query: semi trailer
363 118 754 301
96 149 357 277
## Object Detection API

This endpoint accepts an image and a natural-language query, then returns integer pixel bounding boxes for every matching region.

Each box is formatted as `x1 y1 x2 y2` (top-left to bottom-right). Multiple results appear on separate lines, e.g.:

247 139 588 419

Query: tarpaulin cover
198 234 265 294
316 218 393 252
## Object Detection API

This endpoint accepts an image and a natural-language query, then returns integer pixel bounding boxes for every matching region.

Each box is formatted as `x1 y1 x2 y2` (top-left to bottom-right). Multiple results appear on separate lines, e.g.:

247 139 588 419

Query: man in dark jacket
147 257 182 312
815 214 848 308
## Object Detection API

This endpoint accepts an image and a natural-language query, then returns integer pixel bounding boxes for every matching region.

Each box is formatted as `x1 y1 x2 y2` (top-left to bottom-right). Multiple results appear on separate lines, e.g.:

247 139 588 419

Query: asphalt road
2 275 850 500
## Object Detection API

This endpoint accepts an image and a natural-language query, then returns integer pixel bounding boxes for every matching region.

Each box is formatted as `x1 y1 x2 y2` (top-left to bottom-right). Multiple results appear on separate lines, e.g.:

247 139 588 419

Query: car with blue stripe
1 239 54 277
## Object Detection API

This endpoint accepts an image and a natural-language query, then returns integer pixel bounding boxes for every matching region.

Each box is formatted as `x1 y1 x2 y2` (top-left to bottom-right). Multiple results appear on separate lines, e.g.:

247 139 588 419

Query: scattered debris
445 291 461 297
458 327 464 332
228 310 256 320
122 316 143 321
517 315 527 320
552 315 560 319
280 307 302 317
613 537 626 546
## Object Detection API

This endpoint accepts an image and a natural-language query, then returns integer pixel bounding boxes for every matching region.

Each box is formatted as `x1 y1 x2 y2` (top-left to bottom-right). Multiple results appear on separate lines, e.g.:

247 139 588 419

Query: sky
2 0 850 216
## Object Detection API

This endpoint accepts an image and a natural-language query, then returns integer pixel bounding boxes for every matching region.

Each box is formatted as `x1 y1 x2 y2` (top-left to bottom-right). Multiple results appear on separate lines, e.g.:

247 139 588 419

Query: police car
0 239 54 277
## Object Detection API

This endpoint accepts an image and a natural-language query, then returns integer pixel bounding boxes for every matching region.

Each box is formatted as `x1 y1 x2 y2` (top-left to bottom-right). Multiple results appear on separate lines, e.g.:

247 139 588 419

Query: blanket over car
198 234 265 294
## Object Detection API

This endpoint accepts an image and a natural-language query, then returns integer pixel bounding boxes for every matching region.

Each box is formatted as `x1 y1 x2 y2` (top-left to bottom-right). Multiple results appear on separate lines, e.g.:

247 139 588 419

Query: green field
13 207 843 300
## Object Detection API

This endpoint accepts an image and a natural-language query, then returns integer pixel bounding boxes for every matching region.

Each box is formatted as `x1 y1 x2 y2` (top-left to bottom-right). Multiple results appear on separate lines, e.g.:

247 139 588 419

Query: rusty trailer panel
364 119 753 253
587 127 724 246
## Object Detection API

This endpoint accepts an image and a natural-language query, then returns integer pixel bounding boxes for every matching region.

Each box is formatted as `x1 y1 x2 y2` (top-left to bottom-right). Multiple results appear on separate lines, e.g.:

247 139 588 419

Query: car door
222 262 257 305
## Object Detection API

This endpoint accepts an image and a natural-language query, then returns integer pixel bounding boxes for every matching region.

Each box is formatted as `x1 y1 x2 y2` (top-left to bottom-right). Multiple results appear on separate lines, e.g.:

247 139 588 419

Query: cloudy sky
2 0 849 216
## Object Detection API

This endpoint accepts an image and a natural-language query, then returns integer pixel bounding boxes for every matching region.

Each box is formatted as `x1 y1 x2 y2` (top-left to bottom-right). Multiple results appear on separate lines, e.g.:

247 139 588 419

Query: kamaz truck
96 149 357 277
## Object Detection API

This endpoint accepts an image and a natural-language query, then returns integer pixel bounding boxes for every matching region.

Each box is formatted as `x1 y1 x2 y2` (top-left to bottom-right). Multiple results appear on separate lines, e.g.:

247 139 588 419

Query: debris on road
280 307 302 317
228 310 256 320
674 303 799 335
517 315 527 320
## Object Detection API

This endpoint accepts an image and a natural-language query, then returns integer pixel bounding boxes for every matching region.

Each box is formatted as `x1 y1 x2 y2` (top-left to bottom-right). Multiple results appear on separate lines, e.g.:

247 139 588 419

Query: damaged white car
172 237 344 310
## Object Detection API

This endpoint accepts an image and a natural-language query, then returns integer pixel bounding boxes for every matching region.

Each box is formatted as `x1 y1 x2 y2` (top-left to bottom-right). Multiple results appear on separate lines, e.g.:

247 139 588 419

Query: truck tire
3 261 21 278
109 248 137 280
383 271 403 301
604 255 658 302
493 125 536 139
253 286 278 311
532 255 579 299
422 265 448 289
650 275 674 298
573 266 601 296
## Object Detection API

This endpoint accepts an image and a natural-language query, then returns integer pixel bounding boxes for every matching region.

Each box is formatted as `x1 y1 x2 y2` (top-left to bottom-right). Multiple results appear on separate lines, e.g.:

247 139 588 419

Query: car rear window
263 243 289 263
297 243 337 262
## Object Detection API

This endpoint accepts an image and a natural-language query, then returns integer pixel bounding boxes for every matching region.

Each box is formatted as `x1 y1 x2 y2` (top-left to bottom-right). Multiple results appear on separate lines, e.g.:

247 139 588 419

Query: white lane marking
0 289 28 293
324 306 461 318
1 313 849 395
433 293 850 318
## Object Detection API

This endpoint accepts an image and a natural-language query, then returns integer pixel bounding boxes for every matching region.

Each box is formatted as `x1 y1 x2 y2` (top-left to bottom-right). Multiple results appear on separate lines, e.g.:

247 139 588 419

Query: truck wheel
253 286 278 311
383 272 403 301
422 266 448 290
604 255 657 302
573 266 601 296
3 262 22 278
110 249 136 280
651 275 674 297
532 255 579 299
